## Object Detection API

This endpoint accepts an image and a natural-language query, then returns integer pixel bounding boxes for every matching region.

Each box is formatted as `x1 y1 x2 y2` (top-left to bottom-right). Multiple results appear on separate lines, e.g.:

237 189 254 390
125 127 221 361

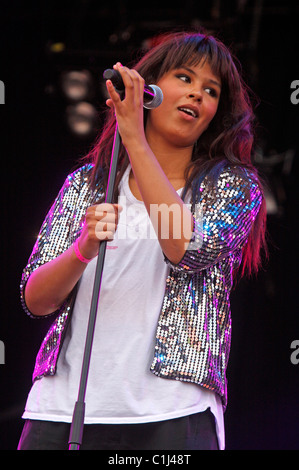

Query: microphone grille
143 85 163 109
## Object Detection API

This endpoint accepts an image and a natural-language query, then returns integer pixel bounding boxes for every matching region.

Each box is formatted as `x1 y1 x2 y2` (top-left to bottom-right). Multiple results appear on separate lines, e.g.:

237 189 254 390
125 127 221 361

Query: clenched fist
77 203 123 260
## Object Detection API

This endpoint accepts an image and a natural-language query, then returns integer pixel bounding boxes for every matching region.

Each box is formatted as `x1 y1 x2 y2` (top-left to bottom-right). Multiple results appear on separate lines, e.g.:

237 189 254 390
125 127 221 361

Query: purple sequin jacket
20 163 262 408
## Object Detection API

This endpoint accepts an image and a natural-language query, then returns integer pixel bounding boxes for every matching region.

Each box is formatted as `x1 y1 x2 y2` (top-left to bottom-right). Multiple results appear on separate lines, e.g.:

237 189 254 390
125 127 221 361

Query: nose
188 89 202 102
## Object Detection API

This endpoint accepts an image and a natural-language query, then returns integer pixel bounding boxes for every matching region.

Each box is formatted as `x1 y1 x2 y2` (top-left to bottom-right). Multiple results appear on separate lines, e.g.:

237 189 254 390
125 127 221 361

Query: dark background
0 0 298 450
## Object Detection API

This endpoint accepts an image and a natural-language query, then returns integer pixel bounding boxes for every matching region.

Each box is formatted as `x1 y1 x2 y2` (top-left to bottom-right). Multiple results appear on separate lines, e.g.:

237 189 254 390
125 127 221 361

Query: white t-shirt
23 164 225 449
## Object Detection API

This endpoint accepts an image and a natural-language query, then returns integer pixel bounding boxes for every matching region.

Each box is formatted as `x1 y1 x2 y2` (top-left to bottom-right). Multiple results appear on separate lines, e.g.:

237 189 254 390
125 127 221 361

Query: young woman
18 31 267 450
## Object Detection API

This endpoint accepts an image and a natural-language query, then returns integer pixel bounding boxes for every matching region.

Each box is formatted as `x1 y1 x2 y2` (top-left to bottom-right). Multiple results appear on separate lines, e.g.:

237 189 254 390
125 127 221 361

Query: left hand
105 62 147 149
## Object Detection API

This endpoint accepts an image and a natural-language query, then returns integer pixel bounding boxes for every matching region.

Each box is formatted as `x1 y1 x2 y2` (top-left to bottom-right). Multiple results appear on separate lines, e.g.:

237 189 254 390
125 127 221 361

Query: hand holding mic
103 68 163 109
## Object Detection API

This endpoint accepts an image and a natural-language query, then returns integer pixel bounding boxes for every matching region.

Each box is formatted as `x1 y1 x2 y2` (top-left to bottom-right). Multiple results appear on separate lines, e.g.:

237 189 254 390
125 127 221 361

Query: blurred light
66 102 98 137
49 42 66 53
264 187 279 215
254 147 295 216
61 70 93 102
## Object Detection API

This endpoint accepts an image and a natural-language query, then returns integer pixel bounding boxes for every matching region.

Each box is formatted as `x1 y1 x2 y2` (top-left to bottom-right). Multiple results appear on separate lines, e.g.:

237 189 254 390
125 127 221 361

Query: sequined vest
20 164 262 409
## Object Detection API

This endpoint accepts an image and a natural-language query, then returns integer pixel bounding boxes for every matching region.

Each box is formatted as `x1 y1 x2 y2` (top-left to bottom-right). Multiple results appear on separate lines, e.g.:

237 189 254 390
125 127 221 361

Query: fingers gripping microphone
103 69 163 109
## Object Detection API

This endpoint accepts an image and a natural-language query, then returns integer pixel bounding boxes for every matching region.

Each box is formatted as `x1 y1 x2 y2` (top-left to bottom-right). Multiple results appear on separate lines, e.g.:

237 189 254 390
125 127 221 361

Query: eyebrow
180 66 222 89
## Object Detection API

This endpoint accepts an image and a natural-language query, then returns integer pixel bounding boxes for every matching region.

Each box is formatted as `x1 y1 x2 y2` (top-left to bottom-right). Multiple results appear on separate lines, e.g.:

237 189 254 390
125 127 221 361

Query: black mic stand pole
68 123 121 450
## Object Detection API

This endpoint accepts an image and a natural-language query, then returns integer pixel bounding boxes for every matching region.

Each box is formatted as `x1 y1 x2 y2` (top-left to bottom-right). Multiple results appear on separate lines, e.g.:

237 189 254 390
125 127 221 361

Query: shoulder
49 163 96 207
193 163 263 208
215 166 263 215
65 163 94 188
199 162 262 196
217 164 260 184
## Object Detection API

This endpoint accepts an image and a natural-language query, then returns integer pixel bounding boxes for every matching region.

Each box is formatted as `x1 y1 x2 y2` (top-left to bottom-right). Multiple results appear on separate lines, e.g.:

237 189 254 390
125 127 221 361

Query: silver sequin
20 164 262 408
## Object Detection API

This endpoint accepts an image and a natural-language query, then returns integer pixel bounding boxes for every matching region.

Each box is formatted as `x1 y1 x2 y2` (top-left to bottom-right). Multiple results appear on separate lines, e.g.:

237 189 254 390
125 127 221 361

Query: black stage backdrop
0 0 298 451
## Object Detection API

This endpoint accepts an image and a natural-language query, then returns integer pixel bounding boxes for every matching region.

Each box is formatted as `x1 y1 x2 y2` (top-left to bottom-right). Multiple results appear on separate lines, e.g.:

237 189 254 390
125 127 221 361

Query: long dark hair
83 31 267 276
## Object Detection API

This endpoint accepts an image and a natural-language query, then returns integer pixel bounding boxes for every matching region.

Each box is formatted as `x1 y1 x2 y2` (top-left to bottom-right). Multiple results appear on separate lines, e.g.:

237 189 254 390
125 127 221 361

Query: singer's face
145 60 221 150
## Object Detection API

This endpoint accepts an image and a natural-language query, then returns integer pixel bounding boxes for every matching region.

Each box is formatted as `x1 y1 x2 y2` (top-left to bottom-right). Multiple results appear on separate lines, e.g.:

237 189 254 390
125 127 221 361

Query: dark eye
176 74 191 83
205 87 218 98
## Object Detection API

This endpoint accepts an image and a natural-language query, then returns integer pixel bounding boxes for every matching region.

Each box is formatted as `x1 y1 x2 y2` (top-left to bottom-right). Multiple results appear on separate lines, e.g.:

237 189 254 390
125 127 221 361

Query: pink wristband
73 238 92 263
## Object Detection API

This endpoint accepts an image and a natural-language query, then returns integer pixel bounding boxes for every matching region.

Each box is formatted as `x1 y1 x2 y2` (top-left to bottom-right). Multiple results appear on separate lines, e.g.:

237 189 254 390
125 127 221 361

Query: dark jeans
17 409 219 450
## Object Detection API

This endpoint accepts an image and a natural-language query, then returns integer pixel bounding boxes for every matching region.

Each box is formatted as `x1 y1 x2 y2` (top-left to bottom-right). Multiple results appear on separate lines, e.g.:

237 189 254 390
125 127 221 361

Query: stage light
255 147 295 216
66 101 98 137
61 70 94 102
49 42 66 53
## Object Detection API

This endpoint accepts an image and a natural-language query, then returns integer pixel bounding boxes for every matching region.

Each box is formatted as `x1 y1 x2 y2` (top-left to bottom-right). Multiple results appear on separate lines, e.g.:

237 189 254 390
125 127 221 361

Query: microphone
103 68 163 109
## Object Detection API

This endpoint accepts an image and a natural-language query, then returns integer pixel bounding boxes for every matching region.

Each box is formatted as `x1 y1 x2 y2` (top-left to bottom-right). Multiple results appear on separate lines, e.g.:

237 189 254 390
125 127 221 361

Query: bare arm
25 243 87 317
123 139 193 263
25 203 122 316
106 65 194 264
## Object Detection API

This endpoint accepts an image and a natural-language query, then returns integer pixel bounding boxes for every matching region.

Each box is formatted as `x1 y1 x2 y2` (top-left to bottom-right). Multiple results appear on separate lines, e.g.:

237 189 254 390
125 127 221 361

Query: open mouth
178 107 198 118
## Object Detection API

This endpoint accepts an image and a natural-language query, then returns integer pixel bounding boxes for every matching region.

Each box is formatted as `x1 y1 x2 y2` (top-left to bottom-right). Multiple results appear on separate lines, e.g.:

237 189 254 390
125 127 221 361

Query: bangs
153 33 233 85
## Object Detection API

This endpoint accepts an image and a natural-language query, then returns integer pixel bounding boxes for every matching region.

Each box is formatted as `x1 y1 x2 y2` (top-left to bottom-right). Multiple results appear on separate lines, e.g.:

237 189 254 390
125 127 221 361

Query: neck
145 134 193 180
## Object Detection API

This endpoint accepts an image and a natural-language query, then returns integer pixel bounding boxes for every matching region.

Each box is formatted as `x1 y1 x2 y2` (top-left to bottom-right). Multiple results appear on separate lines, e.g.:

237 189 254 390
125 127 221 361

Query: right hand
105 63 147 150
77 203 123 260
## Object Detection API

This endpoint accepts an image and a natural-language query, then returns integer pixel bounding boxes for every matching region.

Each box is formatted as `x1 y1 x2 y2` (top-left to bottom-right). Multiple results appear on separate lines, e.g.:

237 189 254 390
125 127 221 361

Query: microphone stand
68 124 121 450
